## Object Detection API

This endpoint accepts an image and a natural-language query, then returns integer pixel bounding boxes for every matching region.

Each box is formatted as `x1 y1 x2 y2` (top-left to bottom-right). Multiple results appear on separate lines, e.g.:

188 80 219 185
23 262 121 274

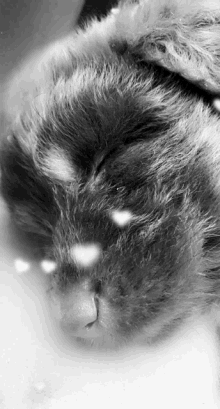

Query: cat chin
68 332 127 352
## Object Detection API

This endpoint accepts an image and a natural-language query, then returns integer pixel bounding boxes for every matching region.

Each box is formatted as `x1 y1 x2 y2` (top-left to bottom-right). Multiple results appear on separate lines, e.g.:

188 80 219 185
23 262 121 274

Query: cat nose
71 291 98 330
57 284 101 338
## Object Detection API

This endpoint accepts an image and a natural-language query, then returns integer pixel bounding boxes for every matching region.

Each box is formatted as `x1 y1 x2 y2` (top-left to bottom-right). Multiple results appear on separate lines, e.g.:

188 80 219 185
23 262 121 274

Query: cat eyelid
95 147 121 175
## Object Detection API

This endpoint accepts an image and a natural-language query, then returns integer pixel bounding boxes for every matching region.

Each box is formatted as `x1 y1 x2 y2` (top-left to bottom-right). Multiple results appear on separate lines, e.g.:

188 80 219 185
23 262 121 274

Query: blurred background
0 0 117 79
0 0 117 139
0 0 117 128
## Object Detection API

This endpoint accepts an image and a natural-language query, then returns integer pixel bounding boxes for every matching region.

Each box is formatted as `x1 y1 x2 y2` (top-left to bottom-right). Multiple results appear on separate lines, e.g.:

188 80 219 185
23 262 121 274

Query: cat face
2 0 220 347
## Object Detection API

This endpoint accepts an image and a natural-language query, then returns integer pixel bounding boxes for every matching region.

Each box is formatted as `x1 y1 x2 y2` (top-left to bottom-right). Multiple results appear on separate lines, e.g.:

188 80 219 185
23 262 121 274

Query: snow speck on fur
213 98 220 112
14 259 30 274
111 209 133 227
70 244 101 267
40 260 57 274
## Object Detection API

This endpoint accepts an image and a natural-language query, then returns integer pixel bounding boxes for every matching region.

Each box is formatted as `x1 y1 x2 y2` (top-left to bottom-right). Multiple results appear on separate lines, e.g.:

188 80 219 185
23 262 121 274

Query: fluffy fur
2 0 220 347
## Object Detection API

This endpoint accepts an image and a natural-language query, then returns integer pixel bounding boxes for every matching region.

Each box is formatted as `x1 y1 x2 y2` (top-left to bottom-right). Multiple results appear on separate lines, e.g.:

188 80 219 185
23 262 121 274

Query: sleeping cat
2 0 220 348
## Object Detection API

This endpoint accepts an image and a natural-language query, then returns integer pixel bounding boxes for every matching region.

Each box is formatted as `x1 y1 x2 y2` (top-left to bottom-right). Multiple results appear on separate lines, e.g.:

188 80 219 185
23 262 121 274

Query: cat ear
115 0 220 94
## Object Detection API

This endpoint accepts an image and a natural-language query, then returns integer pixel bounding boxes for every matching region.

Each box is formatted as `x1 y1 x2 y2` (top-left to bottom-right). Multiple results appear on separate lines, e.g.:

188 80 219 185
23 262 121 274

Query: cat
2 0 220 348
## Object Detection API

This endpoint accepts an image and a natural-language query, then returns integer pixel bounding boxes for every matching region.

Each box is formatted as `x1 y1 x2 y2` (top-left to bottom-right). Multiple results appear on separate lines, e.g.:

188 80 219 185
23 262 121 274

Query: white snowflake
40 260 57 274
111 209 133 227
14 258 30 274
111 7 119 14
70 243 101 267
213 98 220 112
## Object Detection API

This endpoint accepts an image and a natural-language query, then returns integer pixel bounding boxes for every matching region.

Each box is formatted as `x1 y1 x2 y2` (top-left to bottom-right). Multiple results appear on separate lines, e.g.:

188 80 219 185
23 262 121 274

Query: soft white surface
0 198 220 408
